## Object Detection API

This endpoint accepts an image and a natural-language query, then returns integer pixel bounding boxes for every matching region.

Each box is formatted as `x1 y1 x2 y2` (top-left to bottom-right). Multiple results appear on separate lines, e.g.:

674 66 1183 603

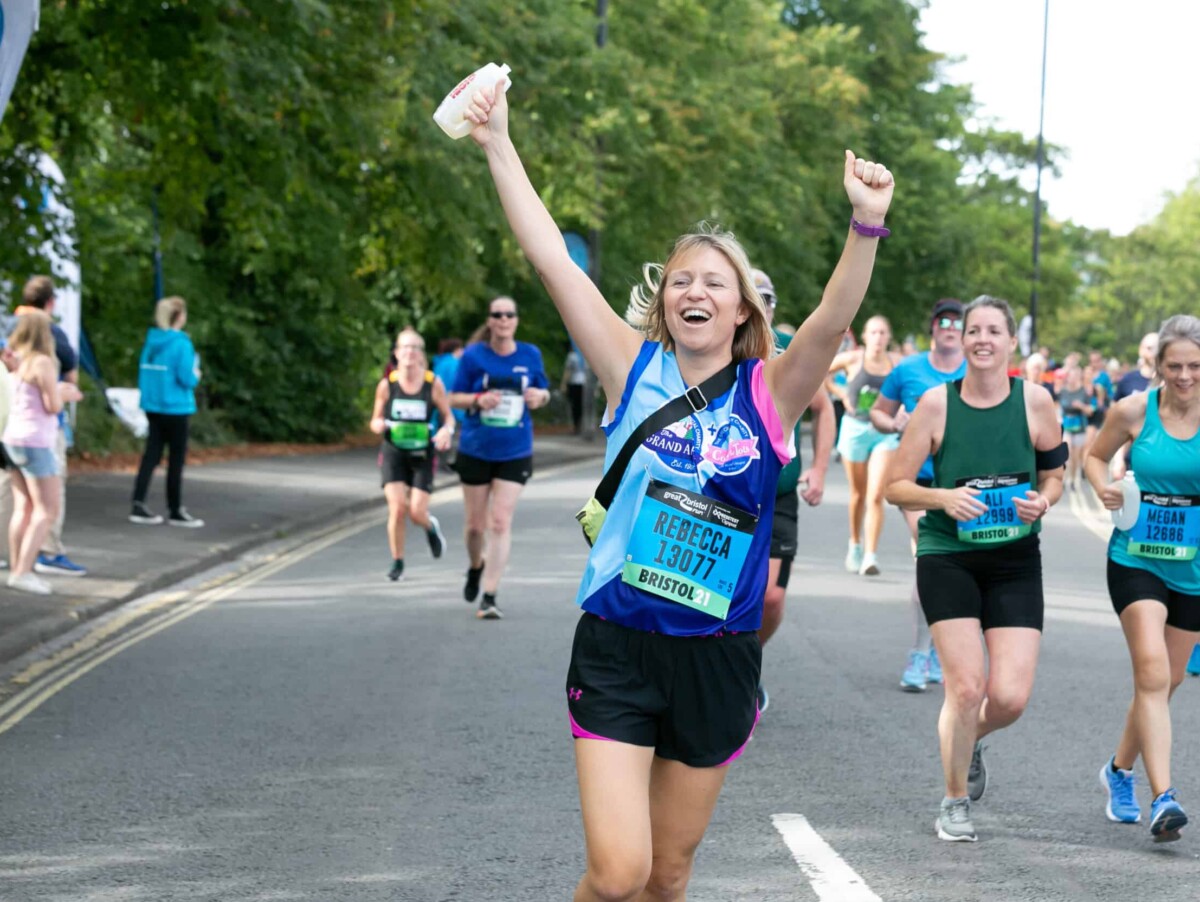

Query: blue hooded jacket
138 328 199 415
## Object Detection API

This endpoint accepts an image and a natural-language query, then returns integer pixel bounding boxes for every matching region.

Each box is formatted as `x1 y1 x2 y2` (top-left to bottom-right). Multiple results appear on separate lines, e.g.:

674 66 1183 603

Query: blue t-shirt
577 342 792 636
879 352 967 481
1114 370 1150 403
1092 370 1114 411
431 353 465 428
453 341 548 461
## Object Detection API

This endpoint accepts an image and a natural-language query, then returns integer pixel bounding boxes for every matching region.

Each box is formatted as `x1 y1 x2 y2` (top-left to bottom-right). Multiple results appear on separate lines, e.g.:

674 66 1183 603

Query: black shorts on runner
380 442 433 491
917 535 1044 631
566 613 761 768
454 451 533 486
1107 560 1200 631
770 490 798 560
1088 409 1106 429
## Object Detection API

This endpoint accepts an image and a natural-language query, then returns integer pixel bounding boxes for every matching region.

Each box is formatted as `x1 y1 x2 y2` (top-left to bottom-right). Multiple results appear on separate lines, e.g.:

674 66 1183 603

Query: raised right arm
466 84 641 401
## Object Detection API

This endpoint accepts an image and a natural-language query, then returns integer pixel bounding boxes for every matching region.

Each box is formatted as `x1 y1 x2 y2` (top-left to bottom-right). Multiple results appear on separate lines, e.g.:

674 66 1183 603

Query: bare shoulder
916 382 948 414
1110 391 1149 427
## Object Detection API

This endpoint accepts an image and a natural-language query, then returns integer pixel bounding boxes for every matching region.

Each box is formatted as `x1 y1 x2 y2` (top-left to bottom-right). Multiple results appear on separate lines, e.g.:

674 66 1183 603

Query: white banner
0 1 40 127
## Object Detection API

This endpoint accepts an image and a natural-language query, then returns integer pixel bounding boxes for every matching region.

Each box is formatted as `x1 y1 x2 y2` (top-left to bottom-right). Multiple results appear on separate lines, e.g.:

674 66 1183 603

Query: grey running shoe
426 515 446 559
936 796 978 842
477 595 503 620
968 741 988 802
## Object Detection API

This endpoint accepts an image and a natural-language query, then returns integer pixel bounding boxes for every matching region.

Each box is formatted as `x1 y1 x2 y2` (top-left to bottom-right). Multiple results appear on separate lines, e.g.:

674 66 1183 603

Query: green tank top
917 378 1039 556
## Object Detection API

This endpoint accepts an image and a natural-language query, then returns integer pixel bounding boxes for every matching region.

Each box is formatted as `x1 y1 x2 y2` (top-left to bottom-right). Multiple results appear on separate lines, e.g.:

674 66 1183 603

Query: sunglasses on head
761 293 777 307
489 310 518 320
936 317 963 331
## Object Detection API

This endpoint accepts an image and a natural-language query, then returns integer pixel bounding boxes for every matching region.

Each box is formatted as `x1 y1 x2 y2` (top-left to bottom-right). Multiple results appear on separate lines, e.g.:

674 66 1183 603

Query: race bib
955 473 1033 545
389 399 430 450
856 386 880 414
481 391 525 428
622 480 757 620
1127 493 1200 561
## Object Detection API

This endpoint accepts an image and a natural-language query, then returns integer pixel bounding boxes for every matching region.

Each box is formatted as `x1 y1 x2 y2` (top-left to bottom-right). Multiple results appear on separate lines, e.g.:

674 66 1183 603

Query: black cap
931 298 964 321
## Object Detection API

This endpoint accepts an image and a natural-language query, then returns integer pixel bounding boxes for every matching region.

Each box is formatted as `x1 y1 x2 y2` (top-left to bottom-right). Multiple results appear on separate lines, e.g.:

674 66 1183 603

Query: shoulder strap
594 360 740 510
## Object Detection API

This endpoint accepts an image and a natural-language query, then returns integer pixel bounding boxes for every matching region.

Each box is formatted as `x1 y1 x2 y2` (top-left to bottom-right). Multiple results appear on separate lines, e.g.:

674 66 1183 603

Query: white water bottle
432 63 512 139
1111 470 1141 531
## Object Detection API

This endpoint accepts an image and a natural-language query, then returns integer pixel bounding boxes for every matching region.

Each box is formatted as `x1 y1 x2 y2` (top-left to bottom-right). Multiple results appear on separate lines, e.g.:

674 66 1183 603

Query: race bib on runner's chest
389 399 430 450
622 480 758 620
1127 493 1200 561
954 473 1033 545
481 391 525 428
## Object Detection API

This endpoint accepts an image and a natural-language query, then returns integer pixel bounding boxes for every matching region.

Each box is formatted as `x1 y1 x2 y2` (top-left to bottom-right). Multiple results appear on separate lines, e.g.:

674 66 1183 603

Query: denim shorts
3 443 59 479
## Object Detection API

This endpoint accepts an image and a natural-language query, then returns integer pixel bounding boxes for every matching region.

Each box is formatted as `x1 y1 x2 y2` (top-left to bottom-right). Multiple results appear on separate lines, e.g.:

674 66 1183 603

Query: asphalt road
1 459 1198 901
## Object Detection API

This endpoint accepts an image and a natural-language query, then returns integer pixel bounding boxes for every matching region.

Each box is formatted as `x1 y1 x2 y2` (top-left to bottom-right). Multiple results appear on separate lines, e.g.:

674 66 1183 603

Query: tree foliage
0 0 1096 444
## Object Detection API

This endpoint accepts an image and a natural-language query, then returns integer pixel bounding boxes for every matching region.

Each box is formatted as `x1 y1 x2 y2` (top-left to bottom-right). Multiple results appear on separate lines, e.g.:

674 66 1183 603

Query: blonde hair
155 296 188 330
625 225 775 363
8 310 55 360
395 326 425 351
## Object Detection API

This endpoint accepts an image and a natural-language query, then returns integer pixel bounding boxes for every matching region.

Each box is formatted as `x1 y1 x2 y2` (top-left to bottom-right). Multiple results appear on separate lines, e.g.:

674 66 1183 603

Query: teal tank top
1108 388 1200 593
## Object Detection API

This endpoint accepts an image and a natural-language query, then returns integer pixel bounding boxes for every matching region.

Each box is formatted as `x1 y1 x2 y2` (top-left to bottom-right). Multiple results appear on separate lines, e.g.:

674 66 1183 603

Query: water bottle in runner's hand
1111 470 1141 531
432 63 512 139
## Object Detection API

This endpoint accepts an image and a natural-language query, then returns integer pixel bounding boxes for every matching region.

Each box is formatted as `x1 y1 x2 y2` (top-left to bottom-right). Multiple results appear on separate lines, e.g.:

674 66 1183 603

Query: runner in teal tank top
1085 314 1200 843
885 297 1064 843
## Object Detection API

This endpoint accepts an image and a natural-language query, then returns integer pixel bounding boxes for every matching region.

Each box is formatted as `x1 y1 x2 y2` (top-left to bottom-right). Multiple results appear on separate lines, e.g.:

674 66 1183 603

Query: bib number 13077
622 480 757 620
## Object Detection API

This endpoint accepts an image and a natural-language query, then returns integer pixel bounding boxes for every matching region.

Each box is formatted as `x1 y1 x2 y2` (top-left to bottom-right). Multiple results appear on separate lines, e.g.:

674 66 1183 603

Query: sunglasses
761 293 777 307
936 317 963 331
489 311 518 320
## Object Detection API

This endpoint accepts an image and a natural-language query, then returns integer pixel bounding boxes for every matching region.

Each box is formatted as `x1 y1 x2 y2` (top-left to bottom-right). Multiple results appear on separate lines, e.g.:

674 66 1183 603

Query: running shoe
1187 643 1200 677
1099 756 1141 824
168 509 205 528
7 572 52 595
927 646 943 684
388 560 405 582
477 594 503 620
900 650 929 692
967 741 988 802
35 553 88 577
463 565 484 602
756 683 770 714
129 502 164 525
844 542 864 573
426 515 445 559
935 796 978 842
1149 788 1187 842
859 552 880 576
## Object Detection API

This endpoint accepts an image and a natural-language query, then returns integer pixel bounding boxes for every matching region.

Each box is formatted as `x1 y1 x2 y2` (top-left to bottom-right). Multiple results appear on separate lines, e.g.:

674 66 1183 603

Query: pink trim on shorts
569 711 616 742
718 705 761 767
750 360 795 465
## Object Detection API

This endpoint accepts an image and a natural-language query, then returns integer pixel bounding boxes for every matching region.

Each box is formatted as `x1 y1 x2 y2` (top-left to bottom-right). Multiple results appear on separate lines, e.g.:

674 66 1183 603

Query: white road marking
771 813 881 902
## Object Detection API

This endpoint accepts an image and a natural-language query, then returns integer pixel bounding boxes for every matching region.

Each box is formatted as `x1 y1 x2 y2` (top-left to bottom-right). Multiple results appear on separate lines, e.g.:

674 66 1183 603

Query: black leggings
133 413 190 514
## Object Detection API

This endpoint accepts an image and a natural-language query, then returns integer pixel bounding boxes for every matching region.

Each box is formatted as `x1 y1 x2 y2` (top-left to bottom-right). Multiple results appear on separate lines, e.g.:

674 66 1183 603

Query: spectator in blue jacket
130 297 204 528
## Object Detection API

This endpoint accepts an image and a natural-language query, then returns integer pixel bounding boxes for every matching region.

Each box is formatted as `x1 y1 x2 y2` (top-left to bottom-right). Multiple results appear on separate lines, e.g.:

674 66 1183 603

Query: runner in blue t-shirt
870 298 966 692
448 296 550 619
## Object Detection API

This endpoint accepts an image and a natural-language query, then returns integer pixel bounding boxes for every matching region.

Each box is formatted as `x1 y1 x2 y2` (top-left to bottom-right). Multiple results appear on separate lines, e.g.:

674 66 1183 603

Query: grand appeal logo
644 413 760 476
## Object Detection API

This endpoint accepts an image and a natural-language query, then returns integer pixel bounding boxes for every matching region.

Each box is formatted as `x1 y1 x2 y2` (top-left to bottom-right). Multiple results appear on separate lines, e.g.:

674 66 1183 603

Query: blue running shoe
1187 643 1200 677
1150 789 1187 842
34 553 88 577
928 646 943 684
900 650 929 693
1099 757 1141 823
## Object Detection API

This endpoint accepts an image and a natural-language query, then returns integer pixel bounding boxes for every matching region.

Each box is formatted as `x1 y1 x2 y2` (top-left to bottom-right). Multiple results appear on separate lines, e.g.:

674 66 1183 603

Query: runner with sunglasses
870 299 966 691
448 296 550 619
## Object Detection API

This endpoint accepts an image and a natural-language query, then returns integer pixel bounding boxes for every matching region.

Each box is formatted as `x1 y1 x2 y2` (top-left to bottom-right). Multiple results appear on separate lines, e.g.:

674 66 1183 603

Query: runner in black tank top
370 328 455 581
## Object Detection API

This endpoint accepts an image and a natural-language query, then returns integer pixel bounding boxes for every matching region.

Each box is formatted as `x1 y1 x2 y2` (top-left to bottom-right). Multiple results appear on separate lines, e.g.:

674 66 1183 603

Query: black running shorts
917 535 1044 631
380 442 434 492
566 613 761 768
1107 560 1200 631
454 451 533 486
770 490 798 561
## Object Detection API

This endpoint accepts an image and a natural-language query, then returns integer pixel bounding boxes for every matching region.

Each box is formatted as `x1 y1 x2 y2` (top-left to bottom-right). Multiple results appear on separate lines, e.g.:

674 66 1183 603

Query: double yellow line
0 512 381 738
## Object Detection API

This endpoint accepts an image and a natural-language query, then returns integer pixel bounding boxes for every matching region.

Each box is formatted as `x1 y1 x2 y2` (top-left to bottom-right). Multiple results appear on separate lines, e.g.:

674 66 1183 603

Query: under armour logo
568 688 583 701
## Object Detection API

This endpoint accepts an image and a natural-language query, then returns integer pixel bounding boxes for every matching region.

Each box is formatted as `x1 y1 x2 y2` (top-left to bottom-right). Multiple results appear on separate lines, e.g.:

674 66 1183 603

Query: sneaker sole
900 680 928 693
129 516 164 525
1098 764 1142 823
1151 811 1187 841
168 521 204 528
33 564 87 577
935 819 978 842
860 564 881 576
477 609 503 620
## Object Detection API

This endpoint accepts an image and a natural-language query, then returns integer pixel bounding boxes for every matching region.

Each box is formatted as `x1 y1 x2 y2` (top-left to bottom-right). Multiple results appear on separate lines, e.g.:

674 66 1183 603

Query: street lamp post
1029 0 1049 350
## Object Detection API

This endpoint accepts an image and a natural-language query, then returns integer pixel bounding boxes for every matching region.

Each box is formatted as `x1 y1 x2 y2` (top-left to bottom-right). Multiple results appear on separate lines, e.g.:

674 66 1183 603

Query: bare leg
383 482 409 560
8 469 32 575
931 618 986 798
976 627 1041 740
843 459 868 545
759 557 785 646
16 475 60 578
863 448 893 555
482 478 524 595
407 487 432 529
903 508 930 653
461 483 490 569
574 740 655 902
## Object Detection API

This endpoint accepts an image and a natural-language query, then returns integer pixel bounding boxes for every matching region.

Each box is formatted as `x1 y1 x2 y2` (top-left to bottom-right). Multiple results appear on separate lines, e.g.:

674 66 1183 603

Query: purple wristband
850 216 890 238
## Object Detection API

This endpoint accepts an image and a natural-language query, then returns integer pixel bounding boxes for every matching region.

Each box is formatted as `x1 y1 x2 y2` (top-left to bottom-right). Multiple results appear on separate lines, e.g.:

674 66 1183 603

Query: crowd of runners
350 76 1200 897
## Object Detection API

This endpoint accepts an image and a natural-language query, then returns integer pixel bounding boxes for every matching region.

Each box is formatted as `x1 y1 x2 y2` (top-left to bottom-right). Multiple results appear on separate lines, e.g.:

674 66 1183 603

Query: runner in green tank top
885 297 1064 842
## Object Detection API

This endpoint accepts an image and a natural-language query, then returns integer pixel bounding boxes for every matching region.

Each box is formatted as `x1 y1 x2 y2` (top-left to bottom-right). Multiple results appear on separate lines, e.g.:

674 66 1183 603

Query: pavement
0 433 604 669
